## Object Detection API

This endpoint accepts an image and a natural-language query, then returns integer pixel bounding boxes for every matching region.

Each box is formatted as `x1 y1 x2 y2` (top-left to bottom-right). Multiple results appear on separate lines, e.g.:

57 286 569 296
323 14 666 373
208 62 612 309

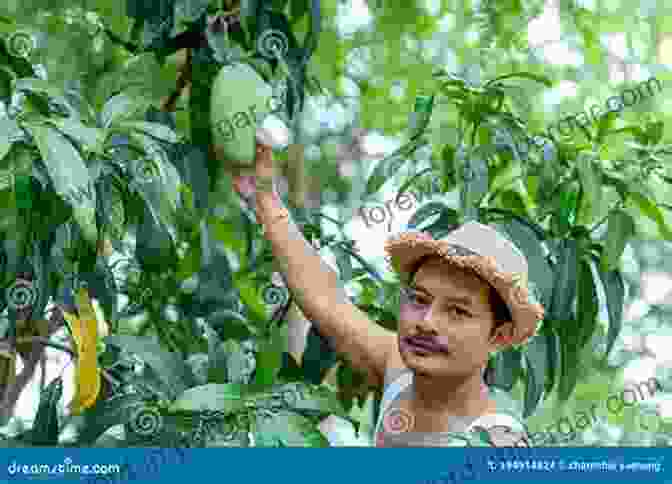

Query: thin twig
15 337 75 357
102 27 139 54
101 368 122 389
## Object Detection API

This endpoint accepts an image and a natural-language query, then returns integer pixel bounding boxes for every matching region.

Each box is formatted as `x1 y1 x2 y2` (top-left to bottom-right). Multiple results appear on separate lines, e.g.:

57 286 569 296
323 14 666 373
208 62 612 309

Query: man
232 132 545 446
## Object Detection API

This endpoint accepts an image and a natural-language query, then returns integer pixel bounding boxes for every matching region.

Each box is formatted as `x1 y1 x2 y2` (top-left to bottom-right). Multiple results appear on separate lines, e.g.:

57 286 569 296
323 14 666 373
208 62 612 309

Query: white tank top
373 369 528 447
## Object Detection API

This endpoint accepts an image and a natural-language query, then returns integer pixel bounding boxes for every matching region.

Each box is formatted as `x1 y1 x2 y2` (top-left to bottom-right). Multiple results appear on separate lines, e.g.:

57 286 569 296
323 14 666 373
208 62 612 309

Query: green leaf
0 117 22 161
209 215 247 265
176 240 202 280
576 153 601 225
45 117 105 154
595 111 619 144
543 326 561 398
209 310 255 341
626 191 672 241
460 152 488 220
277 352 304 383
224 339 253 384
421 209 461 239
549 239 578 321
116 121 179 144
234 272 268 326
12 78 79 117
394 168 435 207
365 149 412 196
290 0 309 23
206 326 229 385
253 325 284 389
30 377 63 446
105 335 194 399
128 131 180 241
576 258 598 347
240 0 259 41
22 121 98 246
100 93 150 129
556 319 581 402
491 219 553 310
253 410 329 447
406 201 451 230
271 0 290 11
522 335 546 418
284 383 349 420
592 258 624 359
301 325 337 385
491 348 521 391
498 189 527 216
552 182 578 235
600 210 634 272
169 383 246 413
331 244 353 284
485 72 553 88
645 121 664 145
173 0 210 34
336 244 383 283
76 393 146 445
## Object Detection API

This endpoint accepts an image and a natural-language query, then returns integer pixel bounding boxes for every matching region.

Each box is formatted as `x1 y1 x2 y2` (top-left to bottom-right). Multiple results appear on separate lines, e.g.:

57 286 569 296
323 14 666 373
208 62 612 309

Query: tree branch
161 48 192 112
15 337 75 358
0 311 67 422
102 27 140 54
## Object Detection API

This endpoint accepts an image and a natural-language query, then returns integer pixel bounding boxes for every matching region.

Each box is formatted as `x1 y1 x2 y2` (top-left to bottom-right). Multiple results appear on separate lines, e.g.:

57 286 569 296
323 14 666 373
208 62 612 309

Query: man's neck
411 371 490 417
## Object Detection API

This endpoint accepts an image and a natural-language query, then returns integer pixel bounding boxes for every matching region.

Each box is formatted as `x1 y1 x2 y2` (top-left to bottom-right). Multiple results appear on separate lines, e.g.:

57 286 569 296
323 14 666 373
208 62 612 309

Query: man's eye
448 306 470 317
403 290 428 305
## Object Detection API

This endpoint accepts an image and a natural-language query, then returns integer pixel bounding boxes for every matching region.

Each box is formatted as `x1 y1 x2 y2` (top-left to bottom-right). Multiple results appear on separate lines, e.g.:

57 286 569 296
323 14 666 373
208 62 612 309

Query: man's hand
232 128 280 208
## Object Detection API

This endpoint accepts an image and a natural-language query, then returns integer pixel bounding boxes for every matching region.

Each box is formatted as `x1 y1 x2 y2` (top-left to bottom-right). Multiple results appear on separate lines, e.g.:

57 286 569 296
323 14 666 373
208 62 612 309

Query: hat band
442 244 480 257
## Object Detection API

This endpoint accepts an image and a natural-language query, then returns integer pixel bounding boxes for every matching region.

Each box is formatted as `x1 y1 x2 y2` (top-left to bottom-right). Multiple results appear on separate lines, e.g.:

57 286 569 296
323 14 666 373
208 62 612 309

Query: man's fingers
256 126 275 147
233 175 256 198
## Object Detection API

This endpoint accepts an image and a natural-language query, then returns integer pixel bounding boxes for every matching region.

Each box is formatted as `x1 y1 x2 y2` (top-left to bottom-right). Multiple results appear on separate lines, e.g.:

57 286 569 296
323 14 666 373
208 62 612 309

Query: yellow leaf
0 348 16 392
63 288 101 414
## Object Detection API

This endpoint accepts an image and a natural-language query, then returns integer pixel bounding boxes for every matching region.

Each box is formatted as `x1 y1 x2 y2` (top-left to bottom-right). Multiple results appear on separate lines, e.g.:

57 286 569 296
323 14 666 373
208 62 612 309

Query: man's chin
400 348 442 371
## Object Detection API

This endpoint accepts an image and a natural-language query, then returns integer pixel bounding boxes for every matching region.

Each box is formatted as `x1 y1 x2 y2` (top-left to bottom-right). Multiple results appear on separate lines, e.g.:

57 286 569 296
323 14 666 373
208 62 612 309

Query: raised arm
232 136 396 388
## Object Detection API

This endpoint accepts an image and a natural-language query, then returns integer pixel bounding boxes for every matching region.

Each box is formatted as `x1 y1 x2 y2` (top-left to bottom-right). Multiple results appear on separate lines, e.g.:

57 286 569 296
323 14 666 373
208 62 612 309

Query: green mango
210 63 273 172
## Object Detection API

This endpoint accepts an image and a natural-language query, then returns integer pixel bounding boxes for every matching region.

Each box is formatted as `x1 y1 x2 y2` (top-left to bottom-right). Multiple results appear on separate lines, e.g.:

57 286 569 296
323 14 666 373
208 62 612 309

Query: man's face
397 257 506 379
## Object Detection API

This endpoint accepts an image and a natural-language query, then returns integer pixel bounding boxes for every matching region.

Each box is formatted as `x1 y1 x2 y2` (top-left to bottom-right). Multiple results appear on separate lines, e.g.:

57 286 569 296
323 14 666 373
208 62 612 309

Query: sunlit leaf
63 288 101 415
253 410 328 447
23 121 98 246
105 335 194 399
169 384 246 413
600 210 634 272
29 376 62 445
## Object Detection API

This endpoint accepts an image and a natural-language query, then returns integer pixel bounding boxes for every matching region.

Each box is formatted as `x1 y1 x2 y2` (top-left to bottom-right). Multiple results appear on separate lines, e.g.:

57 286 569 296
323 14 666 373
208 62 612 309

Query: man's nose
414 304 439 333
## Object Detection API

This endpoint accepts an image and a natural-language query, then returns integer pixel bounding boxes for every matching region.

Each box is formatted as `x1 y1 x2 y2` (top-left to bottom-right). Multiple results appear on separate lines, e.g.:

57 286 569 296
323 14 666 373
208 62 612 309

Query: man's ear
489 321 515 349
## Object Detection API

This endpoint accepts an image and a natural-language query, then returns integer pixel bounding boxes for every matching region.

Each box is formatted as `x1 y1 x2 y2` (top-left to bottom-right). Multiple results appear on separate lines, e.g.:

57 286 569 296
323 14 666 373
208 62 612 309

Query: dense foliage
0 0 671 447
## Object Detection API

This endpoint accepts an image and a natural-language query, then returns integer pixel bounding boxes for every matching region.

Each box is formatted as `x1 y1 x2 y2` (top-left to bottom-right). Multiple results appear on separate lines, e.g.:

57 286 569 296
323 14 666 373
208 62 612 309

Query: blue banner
1 448 669 484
